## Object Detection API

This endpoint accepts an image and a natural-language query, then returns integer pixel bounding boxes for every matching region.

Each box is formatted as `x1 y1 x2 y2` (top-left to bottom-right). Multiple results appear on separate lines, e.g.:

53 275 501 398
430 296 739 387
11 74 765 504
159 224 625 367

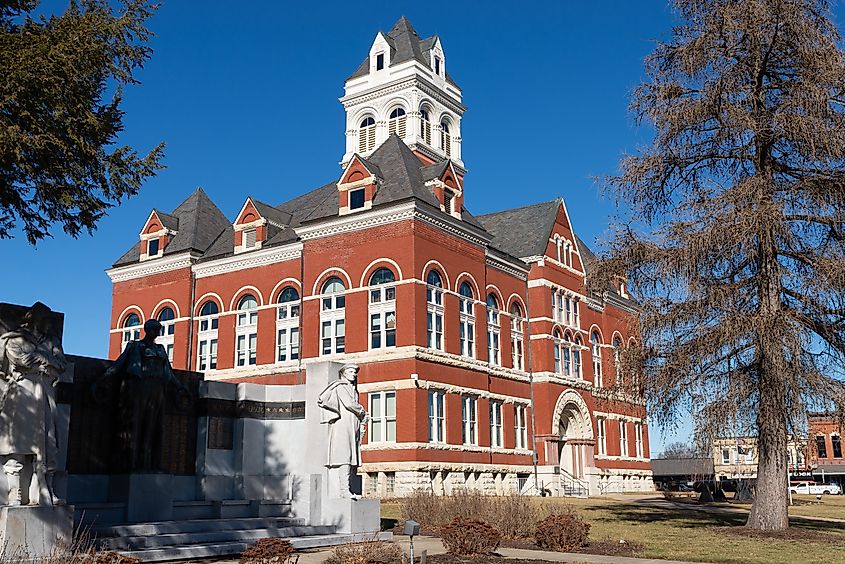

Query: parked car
790 482 841 495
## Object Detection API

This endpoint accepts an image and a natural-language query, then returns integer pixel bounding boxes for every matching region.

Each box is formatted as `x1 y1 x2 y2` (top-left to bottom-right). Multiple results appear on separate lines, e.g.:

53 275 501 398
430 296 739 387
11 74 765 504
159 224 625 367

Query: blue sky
6 1 695 450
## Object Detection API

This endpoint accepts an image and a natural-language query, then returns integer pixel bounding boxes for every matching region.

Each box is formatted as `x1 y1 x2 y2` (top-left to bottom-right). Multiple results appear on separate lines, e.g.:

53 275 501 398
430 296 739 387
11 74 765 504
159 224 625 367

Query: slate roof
251 198 293 227
476 200 561 260
113 188 230 267
152 209 179 231
347 17 460 88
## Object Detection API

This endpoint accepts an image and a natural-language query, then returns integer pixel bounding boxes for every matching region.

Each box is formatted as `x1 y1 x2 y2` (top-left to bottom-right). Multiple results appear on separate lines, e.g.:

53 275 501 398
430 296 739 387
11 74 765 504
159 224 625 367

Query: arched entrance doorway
551 390 593 480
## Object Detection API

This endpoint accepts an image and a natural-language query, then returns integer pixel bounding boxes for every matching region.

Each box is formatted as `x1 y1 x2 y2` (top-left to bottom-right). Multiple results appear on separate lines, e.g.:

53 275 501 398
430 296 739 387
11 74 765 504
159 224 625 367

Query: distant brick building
808 414 845 484
106 17 653 496
712 436 809 481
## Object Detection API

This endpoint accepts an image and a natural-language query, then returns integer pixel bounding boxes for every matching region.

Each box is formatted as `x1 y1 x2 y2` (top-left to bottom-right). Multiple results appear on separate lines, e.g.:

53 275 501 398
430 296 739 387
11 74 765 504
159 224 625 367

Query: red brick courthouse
106 18 653 497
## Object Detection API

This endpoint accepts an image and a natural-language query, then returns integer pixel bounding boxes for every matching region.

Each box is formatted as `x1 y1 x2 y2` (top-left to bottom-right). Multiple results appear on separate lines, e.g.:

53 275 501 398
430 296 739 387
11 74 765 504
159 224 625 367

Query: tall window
565 295 572 326
817 435 828 458
420 107 432 144
458 282 475 358
834 435 843 458
551 289 563 323
428 391 446 443
573 299 580 327
358 116 376 152
635 423 644 458
122 313 141 350
563 333 573 376
515 405 528 449
197 301 219 370
591 332 603 387
236 295 258 367
574 336 583 378
426 270 444 351
461 395 477 445
490 401 503 448
619 421 628 458
156 307 176 361
564 241 573 267
613 336 623 384
320 277 346 355
597 417 607 455
510 303 524 370
486 294 500 366
369 391 396 443
440 121 452 157
369 268 396 349
553 329 563 373
388 107 407 138
722 448 731 464
276 287 300 362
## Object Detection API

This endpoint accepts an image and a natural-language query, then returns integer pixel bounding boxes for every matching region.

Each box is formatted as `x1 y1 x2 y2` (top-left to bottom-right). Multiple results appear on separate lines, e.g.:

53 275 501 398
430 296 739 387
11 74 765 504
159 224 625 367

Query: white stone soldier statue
317 364 368 499
0 302 67 506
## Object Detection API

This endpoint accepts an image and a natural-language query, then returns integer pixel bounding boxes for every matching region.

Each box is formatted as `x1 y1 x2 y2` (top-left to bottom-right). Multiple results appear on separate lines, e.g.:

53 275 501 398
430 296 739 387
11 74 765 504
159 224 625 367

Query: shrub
80 549 141 564
239 538 297 564
534 512 590 552
323 540 406 564
440 517 501 556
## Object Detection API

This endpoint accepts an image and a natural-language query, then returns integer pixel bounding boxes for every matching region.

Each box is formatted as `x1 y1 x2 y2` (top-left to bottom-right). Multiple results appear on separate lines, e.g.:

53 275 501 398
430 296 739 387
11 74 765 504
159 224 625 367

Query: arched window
555 236 562 263
420 107 432 145
358 116 376 152
553 328 562 373
388 107 407 138
369 268 396 349
564 241 573 267
157 307 176 361
563 333 572 376
510 303 524 370
276 288 300 362
122 313 141 350
440 120 452 158
321 277 346 355
592 331 603 387
426 270 444 350
459 282 475 358
486 293 500 366
613 336 623 385
574 336 583 378
236 295 258 366
197 301 219 371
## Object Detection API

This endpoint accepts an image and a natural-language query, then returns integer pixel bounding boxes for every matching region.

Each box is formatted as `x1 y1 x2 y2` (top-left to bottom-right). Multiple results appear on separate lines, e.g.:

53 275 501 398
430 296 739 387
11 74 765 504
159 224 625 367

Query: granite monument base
321 497 380 534
0 505 74 560
109 474 174 523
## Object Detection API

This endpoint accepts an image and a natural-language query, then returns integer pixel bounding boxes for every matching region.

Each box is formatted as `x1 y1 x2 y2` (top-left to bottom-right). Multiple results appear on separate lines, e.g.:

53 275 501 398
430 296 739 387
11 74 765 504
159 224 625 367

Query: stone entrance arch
551 390 594 480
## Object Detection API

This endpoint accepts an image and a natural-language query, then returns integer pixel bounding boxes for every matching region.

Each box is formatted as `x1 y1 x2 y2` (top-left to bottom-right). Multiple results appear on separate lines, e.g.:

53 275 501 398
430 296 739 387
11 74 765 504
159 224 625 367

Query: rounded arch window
574 336 583 378
426 270 443 288
122 313 141 348
426 269 444 350
322 277 345 294
358 116 376 152
278 287 300 320
200 301 219 317
591 331 603 386
486 293 499 313
440 119 452 157
157 307 175 337
420 106 432 144
388 107 407 138
198 301 219 332
237 295 258 327
124 313 141 328
553 328 563 373
509 302 523 318
369 268 396 348
369 268 395 286
279 287 299 303
322 277 346 311
369 268 396 304
459 282 473 299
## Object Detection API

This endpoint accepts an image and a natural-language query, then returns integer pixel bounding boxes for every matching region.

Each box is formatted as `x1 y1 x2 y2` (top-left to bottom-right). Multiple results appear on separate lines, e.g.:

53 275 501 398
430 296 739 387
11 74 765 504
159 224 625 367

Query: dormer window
376 53 384 70
359 116 376 152
444 190 454 214
243 228 257 249
434 56 441 75
349 188 365 211
388 107 407 138
147 238 159 257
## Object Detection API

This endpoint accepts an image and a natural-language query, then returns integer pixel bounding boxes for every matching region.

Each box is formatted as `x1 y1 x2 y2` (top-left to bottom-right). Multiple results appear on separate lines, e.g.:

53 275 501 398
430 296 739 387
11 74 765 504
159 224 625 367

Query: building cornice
341 74 465 115
193 243 303 279
106 252 196 283
485 250 529 281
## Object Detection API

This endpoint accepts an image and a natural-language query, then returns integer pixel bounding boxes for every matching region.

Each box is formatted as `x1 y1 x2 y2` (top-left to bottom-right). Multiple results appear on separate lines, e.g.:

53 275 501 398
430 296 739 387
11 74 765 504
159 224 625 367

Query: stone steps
95 516 305 537
99 524 335 551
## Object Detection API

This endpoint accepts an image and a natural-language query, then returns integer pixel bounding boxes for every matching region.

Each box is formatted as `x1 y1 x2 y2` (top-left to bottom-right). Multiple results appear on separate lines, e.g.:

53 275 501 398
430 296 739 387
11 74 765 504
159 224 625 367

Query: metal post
409 536 414 564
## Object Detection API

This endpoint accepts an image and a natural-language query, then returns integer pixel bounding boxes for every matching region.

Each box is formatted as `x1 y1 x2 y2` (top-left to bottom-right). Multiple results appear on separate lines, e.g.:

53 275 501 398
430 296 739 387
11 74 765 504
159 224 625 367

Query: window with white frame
486 294 500 366
369 268 396 349
515 404 528 449
555 236 562 263
428 390 446 443
573 299 580 327
243 228 257 250
320 277 346 355
613 336 623 385
510 303 524 370
426 270 444 351
721 448 731 464
489 401 503 448
563 333 573 376
551 288 562 323
358 116 376 152
565 295 572 326
458 282 475 358
197 301 218 370
420 107 432 145
122 313 141 351
597 417 607 455
440 120 452 158
619 420 628 458
564 241 573 267
574 336 583 378
591 332 603 387
388 107 407 138
236 295 258 367
156 307 176 362
276 287 300 362
553 329 563 373
369 391 396 443
461 395 477 445
635 423 644 458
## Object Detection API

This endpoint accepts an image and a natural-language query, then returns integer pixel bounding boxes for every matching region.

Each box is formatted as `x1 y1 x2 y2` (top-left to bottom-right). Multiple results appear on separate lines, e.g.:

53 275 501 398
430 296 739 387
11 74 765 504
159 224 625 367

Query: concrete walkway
207 535 708 564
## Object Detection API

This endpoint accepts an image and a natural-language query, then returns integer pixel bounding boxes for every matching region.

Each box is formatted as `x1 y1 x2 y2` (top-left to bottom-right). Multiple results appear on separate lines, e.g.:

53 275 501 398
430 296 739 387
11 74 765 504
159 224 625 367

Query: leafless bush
534 512 590 552
440 517 501 556
0 540 140 564
400 489 556 539
239 538 298 564
323 540 406 564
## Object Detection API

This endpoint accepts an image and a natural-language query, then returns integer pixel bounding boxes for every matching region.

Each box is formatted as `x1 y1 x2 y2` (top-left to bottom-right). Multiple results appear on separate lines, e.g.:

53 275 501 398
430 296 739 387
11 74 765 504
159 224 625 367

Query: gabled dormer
422 160 463 220
337 155 382 215
139 209 178 261
369 32 393 75
233 197 291 253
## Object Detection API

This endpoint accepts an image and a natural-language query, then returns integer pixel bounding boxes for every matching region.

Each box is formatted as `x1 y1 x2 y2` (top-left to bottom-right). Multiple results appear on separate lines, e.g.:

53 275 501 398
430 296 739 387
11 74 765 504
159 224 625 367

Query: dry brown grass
323 540 407 564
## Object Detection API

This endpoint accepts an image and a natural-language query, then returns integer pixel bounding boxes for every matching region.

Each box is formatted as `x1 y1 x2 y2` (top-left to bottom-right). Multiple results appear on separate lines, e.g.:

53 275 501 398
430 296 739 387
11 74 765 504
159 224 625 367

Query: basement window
349 188 365 210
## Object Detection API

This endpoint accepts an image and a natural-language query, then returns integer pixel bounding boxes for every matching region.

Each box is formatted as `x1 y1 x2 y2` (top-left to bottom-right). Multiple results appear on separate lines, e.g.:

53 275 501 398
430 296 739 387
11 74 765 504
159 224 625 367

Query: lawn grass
788 494 845 520
383 495 845 564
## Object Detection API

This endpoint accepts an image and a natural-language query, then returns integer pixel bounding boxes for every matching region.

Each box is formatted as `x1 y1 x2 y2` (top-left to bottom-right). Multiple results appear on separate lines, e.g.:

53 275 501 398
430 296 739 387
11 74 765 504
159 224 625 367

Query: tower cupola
340 17 465 171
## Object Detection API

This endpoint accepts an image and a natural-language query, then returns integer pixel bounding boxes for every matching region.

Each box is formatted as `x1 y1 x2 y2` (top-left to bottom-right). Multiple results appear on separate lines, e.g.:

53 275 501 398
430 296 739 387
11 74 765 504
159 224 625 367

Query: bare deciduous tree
592 0 845 531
